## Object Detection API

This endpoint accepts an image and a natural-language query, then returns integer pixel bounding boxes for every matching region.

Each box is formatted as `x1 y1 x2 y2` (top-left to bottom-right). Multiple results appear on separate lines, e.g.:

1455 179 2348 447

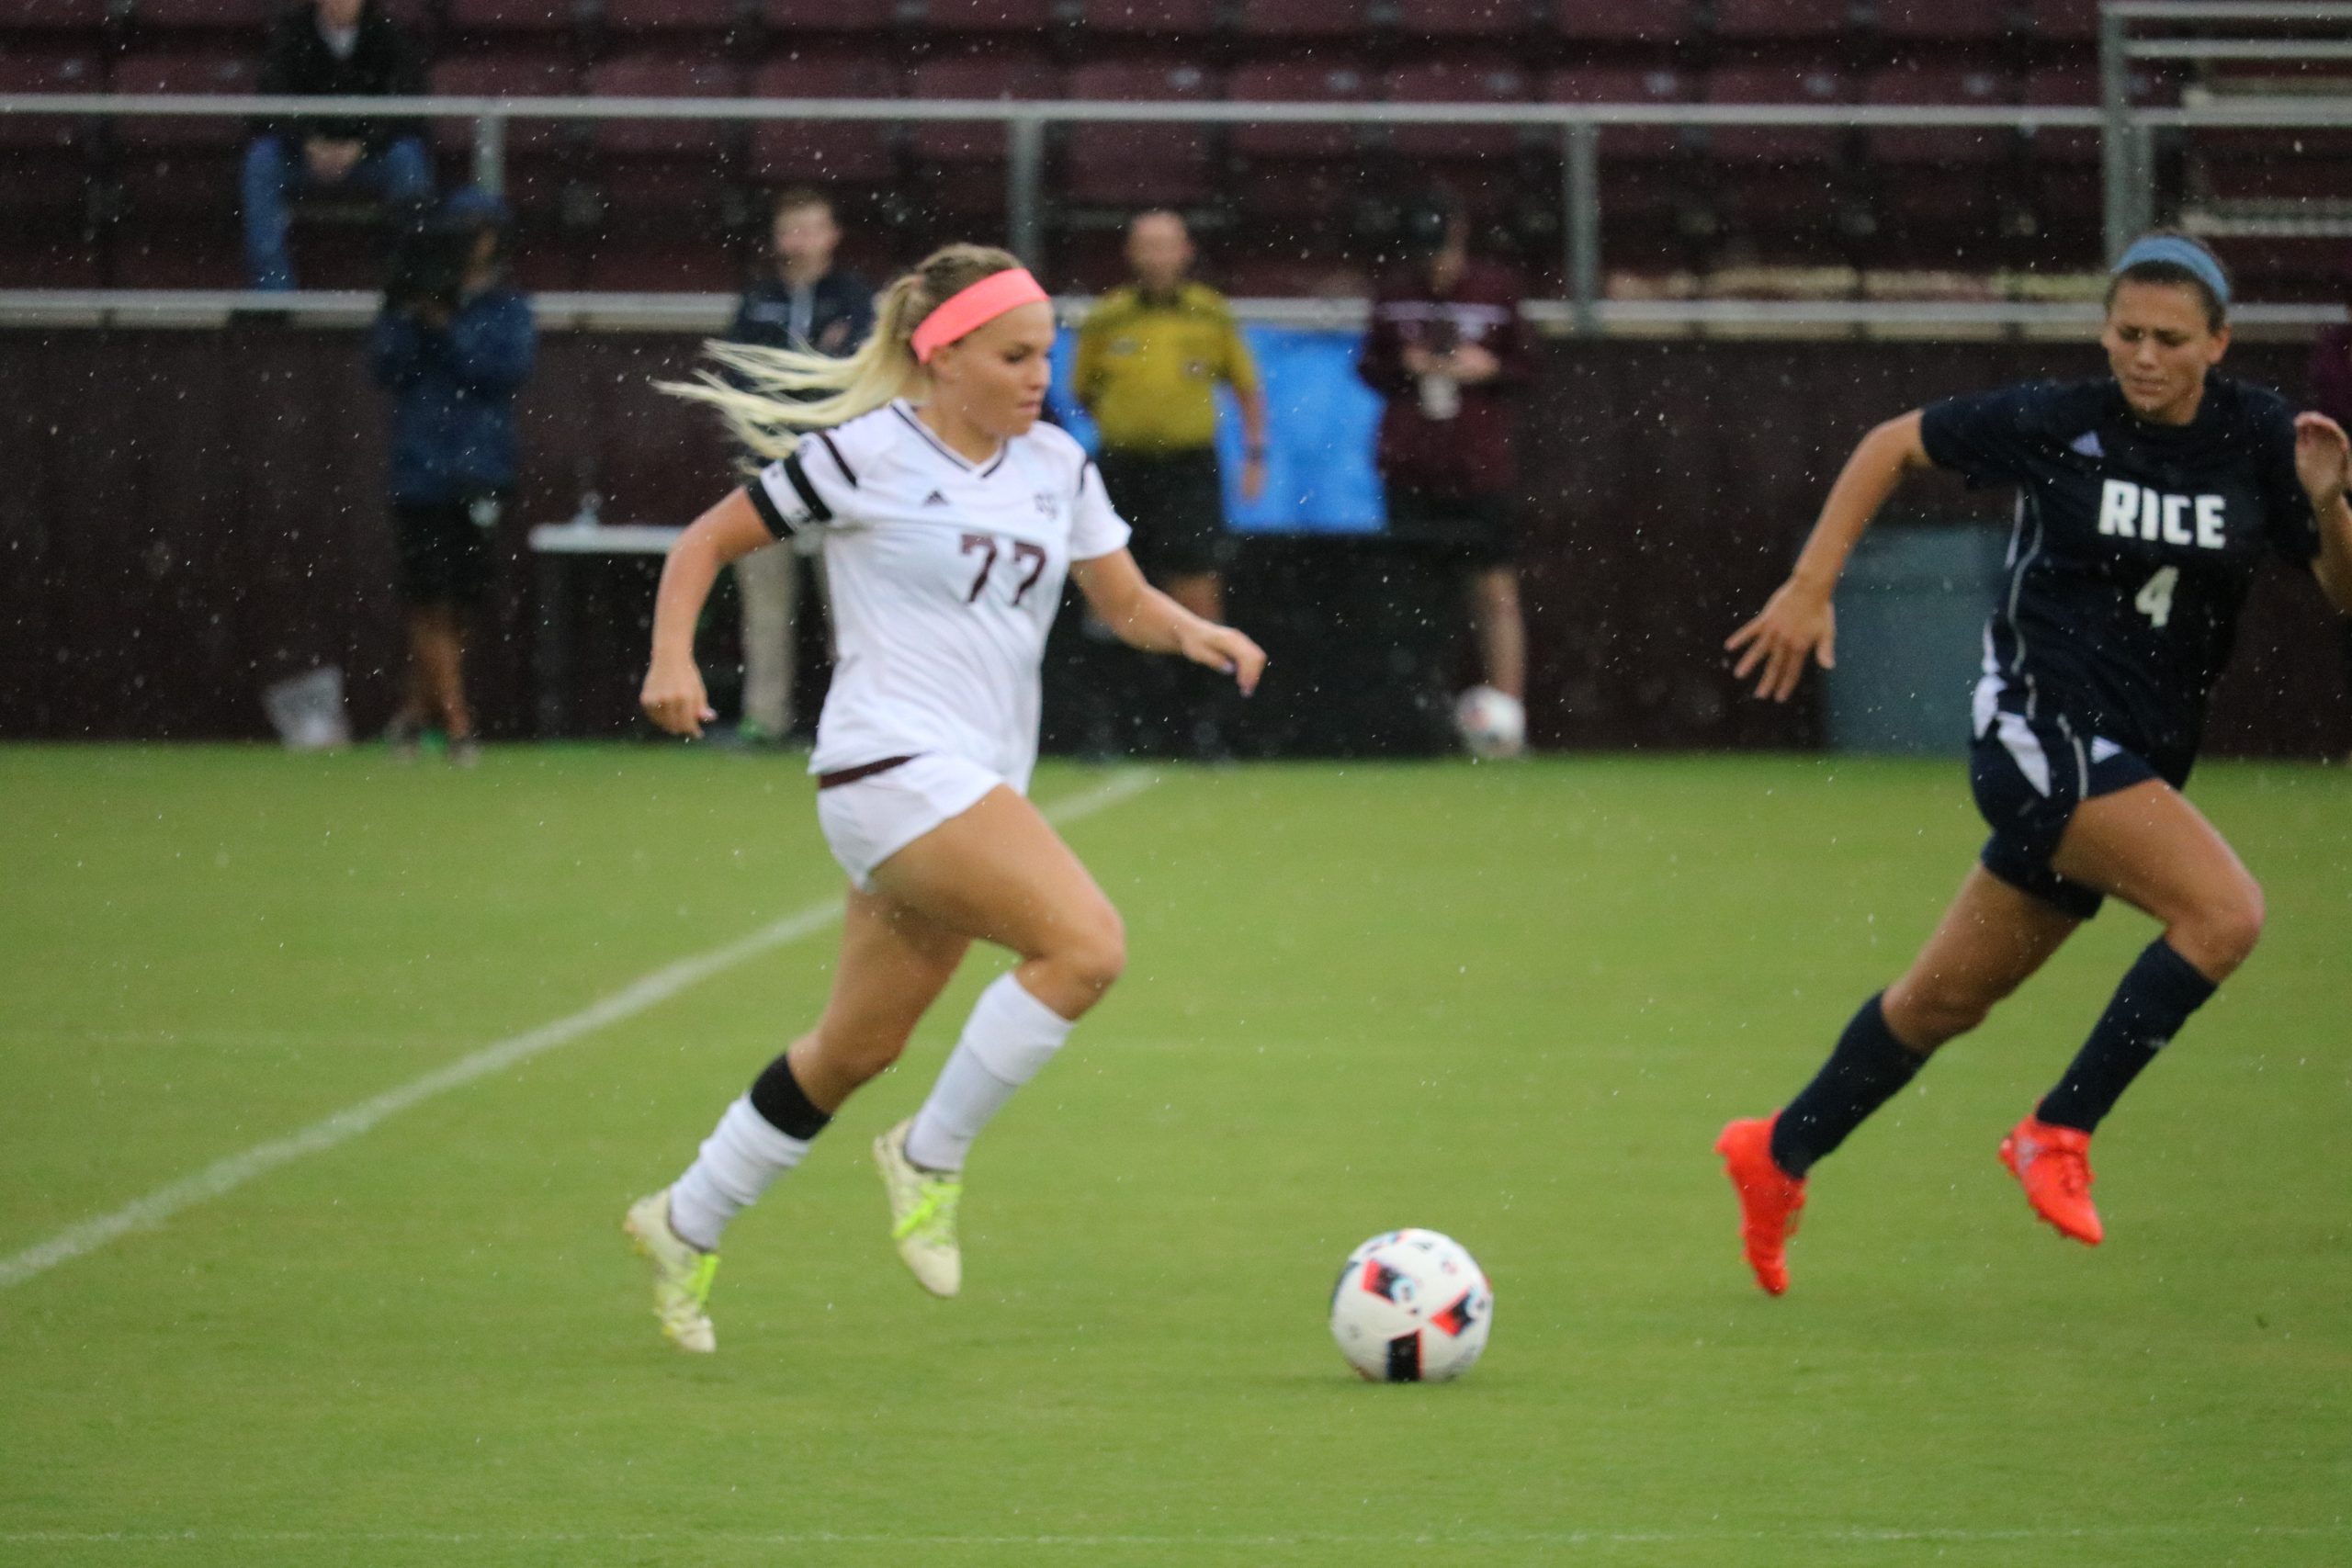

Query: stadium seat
600 0 747 39
109 51 262 153
1544 64 1692 161
748 51 900 186
1074 0 1221 39
1551 0 1692 45
0 48 104 286
0 48 103 153
1393 0 1530 42
1871 0 2009 47
760 0 900 31
428 54 579 156
1226 58 1374 160
1861 65 2016 166
1711 0 1849 44
128 0 280 31
906 52 1063 168
2 0 113 32
1062 58 1216 208
2025 0 2100 44
583 54 743 159
1701 63 1847 166
916 0 1062 33
1385 55 1534 161
444 0 584 37
1233 0 1368 40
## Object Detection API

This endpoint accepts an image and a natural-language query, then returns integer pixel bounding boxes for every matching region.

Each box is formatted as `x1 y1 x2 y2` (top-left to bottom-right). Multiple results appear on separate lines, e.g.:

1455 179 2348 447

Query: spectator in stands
1357 190 1531 754
1073 210 1267 757
243 0 433 291
370 189 534 766
718 187 875 746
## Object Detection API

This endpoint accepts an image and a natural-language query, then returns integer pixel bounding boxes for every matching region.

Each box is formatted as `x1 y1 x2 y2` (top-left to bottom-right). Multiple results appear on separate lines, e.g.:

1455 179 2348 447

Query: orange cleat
1998 1114 2103 1246
1715 1115 1806 1295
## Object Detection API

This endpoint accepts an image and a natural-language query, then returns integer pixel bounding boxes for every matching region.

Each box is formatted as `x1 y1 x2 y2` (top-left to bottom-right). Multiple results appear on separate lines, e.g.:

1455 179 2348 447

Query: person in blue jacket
368 188 535 764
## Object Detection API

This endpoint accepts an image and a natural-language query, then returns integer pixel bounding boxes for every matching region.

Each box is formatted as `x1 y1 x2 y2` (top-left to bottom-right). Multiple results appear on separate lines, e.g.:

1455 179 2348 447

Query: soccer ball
1329 1228 1494 1382
1453 685 1526 760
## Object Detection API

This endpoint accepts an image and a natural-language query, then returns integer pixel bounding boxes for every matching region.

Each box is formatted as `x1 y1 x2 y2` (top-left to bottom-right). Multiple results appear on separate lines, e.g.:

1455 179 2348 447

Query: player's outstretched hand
1179 622 1268 697
1725 578 1837 704
640 656 717 739
2294 412 2350 511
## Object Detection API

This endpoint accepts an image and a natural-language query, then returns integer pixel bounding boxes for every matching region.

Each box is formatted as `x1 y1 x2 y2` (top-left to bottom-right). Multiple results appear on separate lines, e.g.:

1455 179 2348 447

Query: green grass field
2 745 2346 1567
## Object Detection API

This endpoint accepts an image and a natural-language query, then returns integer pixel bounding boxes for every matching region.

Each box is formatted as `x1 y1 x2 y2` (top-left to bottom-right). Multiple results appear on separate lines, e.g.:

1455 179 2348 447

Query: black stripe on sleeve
780 452 833 522
1077 457 1096 499
744 473 790 540
814 430 858 486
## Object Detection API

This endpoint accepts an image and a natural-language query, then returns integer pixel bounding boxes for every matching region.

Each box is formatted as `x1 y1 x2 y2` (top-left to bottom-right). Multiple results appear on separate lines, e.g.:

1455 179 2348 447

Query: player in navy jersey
1713 233 2352 1294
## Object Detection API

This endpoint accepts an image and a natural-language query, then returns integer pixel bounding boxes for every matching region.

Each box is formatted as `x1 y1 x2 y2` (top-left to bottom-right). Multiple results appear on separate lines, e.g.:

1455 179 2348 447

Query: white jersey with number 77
747 399 1133 792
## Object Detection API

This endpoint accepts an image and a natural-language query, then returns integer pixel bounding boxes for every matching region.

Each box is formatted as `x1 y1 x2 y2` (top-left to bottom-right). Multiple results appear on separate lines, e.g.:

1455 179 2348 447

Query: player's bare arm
640 487 775 738
2294 411 2352 610
1071 548 1267 694
1726 410 1936 703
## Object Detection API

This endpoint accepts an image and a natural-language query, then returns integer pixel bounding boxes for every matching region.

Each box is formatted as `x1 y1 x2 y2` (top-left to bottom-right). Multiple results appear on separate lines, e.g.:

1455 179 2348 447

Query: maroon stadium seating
2025 0 2101 44
919 0 1062 32
748 51 900 186
1393 0 1529 41
601 0 745 37
1385 55 1533 161
427 53 579 155
1862 65 2016 165
1075 0 1220 36
130 0 280 30
1872 0 2010 46
761 0 898 30
906 52 1063 167
1552 0 1692 45
2 0 113 31
1702 63 1847 165
1226 58 1374 159
109 51 263 151
1233 0 1368 40
444 0 582 36
1544 64 1692 161
0 49 103 152
1712 0 1849 43
1062 58 1217 207
583 54 743 158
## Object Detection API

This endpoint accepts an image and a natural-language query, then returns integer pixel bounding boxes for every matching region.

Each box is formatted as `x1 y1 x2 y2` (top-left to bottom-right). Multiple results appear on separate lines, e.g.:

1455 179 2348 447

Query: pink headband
910 268 1049 364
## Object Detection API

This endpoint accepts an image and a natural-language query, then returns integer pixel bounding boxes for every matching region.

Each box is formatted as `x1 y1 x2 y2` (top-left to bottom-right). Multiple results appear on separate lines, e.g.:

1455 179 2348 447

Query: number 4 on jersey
2133 564 2179 629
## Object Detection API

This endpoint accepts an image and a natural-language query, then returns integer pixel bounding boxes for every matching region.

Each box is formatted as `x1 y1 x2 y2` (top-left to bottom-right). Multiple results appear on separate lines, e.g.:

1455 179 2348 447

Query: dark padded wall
2 326 2343 756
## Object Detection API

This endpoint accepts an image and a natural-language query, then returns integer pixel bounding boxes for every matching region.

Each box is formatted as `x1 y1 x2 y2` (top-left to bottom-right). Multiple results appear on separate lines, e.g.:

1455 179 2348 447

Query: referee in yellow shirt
1073 210 1268 631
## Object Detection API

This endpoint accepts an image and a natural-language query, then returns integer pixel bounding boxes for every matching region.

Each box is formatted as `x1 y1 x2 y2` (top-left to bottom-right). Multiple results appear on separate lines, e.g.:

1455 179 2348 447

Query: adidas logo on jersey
922 490 948 506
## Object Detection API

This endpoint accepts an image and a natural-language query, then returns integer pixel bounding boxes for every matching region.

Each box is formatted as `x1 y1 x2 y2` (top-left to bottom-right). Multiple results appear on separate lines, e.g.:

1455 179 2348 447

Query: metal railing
1 0 2348 320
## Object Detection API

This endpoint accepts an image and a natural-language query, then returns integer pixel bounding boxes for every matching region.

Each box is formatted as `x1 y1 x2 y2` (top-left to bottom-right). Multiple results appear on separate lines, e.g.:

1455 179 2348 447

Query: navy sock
747 1053 832 1142
1769 993 1928 1179
2036 939 2216 1134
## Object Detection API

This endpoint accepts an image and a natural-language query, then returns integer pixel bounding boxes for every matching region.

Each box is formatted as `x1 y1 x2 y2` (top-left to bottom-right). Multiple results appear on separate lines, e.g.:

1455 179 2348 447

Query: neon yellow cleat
622 1189 719 1353
873 1120 963 1298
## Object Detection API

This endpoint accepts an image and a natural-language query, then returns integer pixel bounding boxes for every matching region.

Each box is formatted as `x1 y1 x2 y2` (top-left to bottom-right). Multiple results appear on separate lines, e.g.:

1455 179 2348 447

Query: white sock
666 1096 812 1251
904 972 1074 1173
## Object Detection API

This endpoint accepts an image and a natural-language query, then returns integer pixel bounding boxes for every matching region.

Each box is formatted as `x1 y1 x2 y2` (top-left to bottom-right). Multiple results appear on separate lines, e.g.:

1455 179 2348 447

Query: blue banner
1048 323 1387 534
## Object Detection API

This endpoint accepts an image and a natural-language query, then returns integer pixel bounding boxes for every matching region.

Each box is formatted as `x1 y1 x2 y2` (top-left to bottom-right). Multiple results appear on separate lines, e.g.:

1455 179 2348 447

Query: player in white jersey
619 243 1266 1352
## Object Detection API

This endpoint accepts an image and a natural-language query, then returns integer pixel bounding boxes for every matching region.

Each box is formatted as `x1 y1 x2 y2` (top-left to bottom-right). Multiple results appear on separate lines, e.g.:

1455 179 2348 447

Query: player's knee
2185 877 2264 976
1055 905 1127 998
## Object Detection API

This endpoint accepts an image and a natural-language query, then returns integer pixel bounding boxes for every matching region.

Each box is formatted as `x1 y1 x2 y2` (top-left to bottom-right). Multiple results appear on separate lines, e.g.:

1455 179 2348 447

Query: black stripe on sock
747 1054 831 1141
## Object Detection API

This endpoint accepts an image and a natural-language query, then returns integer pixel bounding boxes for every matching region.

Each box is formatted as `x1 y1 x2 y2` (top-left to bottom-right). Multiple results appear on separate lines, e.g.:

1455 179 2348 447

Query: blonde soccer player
620 244 1266 1352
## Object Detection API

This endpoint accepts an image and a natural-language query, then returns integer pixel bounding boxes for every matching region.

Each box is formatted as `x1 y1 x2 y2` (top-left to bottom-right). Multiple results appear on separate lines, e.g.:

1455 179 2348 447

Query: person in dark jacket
242 0 433 290
368 189 534 764
718 187 874 745
1357 189 1532 754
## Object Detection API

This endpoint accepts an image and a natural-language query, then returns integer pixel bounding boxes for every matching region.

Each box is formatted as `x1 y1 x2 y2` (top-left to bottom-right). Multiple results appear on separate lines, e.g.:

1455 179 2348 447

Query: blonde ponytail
659 242 1027 464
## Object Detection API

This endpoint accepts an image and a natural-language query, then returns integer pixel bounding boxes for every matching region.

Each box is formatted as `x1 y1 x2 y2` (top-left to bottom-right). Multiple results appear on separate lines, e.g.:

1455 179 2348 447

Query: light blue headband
2113 235 2231 305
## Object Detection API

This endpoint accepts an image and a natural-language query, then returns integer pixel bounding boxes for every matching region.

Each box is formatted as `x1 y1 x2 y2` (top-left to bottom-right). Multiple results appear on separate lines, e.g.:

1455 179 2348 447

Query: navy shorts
1096 448 1231 578
1384 487 1518 570
1968 694 2171 919
391 493 503 608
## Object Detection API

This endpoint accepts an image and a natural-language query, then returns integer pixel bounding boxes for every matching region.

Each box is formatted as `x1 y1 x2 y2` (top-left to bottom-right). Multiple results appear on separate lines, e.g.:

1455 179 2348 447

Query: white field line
0 769 1158 1293
0 1524 2341 1550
